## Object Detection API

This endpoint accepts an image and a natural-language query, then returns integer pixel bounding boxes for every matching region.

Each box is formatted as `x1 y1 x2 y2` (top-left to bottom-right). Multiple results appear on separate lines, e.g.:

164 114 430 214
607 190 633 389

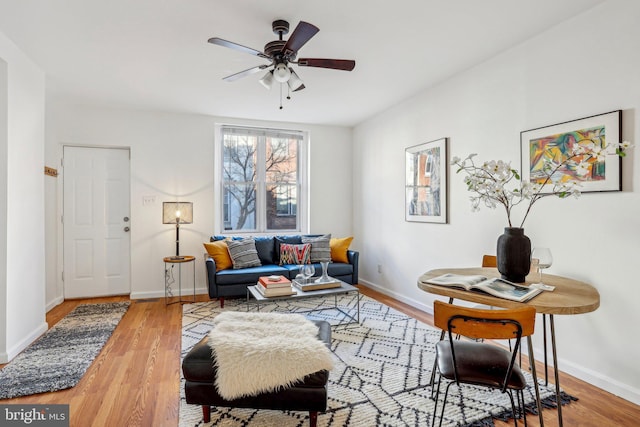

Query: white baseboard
1 322 48 363
359 278 640 406
359 279 433 314
541 350 640 405
130 286 209 300
46 295 64 312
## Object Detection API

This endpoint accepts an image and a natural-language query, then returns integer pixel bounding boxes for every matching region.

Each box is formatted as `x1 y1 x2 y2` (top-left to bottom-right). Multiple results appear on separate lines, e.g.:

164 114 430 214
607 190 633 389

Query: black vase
496 227 531 283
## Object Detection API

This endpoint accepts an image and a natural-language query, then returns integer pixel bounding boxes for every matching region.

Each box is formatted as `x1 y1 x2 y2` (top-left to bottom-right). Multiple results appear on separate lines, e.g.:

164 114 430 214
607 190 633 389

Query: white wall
45 105 352 300
354 1 640 404
0 31 47 363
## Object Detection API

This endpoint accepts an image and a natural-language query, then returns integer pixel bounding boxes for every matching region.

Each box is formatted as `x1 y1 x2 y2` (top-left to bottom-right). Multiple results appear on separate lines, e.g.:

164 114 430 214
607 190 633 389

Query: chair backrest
482 254 497 268
433 300 536 340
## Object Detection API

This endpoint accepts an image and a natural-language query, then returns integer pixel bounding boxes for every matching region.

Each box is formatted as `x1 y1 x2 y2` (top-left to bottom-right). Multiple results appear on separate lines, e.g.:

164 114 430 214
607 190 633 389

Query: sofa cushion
226 238 262 269
212 235 242 242
215 265 289 285
330 236 354 263
203 241 233 271
302 234 332 263
326 262 353 277
254 236 276 265
279 243 311 265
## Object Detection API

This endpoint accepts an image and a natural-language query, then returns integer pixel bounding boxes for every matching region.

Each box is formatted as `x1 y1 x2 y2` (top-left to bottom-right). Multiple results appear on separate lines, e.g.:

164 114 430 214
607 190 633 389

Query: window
217 125 307 233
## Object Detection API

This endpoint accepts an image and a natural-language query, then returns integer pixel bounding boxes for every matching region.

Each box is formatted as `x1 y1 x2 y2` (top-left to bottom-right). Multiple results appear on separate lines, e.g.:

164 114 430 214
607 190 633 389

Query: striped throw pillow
226 238 262 269
302 234 332 263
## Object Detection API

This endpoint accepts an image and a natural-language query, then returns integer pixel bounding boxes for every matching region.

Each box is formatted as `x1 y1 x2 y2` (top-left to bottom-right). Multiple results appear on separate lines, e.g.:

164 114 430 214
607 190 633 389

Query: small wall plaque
44 166 58 177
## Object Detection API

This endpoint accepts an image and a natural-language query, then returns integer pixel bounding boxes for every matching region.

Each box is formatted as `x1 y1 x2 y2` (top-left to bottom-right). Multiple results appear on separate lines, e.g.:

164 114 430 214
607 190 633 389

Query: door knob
124 227 130 232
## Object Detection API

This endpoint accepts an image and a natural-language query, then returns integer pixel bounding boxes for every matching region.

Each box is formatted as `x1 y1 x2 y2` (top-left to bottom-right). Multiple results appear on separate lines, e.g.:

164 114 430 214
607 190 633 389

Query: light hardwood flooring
1 286 638 426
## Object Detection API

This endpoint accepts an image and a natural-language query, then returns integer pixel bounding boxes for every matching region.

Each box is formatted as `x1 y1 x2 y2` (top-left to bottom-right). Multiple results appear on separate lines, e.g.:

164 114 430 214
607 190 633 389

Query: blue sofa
205 235 359 307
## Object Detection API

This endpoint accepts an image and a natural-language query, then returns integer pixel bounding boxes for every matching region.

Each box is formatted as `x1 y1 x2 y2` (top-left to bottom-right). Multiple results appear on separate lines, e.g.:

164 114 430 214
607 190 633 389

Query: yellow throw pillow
203 241 233 271
330 236 353 263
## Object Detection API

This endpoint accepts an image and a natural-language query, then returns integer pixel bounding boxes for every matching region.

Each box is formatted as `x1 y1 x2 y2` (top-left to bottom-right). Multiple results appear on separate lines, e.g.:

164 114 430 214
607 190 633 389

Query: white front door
63 146 131 298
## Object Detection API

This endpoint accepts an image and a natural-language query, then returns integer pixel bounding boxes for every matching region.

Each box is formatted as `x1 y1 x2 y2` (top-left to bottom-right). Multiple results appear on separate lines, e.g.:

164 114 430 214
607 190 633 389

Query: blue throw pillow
254 236 276 265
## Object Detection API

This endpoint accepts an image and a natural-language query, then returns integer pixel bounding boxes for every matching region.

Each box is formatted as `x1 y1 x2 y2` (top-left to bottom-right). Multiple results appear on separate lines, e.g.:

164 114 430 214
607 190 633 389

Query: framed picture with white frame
405 138 448 223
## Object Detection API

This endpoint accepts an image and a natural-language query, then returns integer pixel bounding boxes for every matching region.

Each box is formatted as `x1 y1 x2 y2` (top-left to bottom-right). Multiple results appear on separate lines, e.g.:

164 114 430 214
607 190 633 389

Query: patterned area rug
180 295 572 426
0 302 130 399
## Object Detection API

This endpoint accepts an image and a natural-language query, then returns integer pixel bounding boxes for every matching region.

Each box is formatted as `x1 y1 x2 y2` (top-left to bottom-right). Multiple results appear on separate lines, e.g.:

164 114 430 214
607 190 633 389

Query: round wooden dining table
418 267 600 427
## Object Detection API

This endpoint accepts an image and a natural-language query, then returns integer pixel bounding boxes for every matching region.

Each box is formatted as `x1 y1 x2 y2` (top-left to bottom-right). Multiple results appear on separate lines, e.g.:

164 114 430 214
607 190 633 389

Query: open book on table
424 273 543 302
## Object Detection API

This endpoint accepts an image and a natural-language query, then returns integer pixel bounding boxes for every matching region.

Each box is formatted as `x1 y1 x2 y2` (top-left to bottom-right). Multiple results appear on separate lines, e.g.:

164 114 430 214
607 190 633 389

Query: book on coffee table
255 282 296 297
292 278 342 292
258 275 292 288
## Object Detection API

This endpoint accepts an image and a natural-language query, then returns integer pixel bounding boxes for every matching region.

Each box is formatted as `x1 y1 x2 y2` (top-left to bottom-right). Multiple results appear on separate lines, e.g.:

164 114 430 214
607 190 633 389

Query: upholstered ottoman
182 319 331 427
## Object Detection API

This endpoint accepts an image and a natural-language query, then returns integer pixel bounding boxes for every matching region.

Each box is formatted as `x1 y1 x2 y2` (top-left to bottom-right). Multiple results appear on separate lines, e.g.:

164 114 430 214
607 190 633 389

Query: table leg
192 260 196 303
543 314 549 385
178 263 182 302
164 262 169 305
550 314 563 426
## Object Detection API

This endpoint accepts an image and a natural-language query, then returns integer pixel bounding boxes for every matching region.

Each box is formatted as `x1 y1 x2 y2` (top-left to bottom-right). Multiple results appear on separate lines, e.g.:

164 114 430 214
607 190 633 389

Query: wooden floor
1 286 638 427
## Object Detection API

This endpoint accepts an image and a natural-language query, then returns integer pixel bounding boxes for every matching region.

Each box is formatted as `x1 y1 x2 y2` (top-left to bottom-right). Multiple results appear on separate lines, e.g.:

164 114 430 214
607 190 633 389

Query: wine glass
531 247 553 284
295 262 304 280
302 264 315 283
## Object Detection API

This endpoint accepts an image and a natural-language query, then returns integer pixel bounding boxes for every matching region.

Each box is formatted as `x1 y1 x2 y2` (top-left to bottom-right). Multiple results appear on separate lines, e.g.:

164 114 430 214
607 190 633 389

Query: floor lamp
163 202 193 259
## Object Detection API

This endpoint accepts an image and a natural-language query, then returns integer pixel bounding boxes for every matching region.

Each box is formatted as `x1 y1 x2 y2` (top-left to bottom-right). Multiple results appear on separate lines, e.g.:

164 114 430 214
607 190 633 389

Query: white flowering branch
452 140 632 228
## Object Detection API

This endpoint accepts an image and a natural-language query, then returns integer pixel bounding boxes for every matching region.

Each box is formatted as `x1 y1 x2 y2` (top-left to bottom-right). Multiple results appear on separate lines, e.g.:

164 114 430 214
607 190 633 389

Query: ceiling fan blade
208 37 270 59
297 58 356 71
282 21 319 57
293 84 306 92
223 65 270 82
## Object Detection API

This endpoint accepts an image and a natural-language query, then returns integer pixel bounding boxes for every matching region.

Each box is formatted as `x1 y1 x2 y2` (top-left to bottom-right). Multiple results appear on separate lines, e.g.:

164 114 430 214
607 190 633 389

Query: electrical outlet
142 195 156 206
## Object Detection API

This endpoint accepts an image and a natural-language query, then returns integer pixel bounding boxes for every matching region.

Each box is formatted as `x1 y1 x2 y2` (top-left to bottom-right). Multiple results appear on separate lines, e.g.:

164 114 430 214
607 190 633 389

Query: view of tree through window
221 126 303 232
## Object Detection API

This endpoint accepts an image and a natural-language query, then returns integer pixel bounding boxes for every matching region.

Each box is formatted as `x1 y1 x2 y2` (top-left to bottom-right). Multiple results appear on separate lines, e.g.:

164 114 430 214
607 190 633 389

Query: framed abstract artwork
405 138 448 223
520 110 622 194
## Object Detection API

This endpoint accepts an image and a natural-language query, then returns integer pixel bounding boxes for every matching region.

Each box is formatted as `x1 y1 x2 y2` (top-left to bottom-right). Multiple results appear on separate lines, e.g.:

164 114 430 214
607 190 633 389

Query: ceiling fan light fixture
273 63 291 83
287 68 304 91
259 70 274 89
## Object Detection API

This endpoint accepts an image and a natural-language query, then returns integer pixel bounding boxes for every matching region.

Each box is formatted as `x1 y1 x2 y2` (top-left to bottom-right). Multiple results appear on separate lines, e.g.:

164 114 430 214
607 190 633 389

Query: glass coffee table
246 280 360 326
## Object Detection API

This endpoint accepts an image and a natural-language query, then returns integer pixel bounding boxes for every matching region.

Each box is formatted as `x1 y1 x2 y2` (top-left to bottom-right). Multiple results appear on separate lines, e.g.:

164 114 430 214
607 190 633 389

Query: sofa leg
202 405 211 423
309 411 318 427
219 297 225 308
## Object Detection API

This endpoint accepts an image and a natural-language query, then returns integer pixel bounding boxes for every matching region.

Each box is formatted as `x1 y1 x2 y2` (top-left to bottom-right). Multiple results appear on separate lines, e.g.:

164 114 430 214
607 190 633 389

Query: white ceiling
0 0 604 127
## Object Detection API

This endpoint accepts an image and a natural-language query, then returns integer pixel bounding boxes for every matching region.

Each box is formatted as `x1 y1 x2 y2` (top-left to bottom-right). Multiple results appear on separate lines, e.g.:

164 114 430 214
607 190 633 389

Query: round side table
164 255 196 305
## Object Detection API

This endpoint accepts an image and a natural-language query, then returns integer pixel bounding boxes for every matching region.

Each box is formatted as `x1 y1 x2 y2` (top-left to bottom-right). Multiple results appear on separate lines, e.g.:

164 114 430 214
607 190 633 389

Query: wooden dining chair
431 300 542 427
428 254 499 391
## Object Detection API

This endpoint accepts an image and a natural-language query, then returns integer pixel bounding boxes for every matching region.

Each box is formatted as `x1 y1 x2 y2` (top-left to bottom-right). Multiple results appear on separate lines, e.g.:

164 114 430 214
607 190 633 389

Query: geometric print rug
180 294 574 426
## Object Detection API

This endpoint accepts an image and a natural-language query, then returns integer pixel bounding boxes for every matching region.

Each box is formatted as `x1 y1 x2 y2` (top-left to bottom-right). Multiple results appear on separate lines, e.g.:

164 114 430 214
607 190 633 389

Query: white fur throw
207 311 334 400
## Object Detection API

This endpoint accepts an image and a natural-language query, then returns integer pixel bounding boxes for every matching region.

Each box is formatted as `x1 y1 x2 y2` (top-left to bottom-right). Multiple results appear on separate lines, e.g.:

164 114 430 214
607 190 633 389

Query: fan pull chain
279 84 283 110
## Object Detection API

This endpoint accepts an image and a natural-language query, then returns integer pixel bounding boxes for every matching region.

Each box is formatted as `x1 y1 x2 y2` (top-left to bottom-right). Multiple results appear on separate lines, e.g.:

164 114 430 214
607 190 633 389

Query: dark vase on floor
496 227 531 283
